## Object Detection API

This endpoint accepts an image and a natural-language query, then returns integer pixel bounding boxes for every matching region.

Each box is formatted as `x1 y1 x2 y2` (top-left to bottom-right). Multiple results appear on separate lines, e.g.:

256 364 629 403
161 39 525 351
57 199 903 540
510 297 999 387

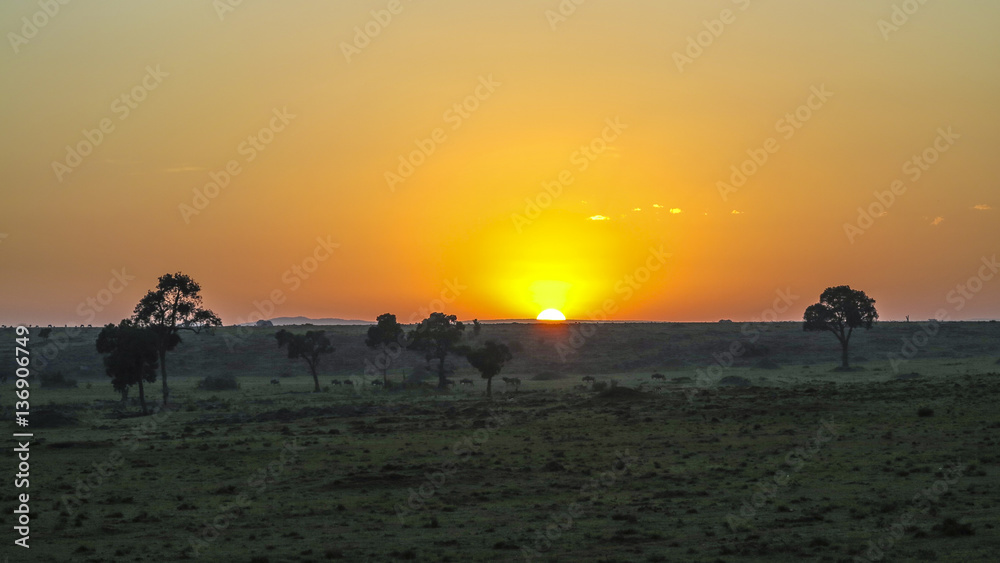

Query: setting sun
537 308 566 321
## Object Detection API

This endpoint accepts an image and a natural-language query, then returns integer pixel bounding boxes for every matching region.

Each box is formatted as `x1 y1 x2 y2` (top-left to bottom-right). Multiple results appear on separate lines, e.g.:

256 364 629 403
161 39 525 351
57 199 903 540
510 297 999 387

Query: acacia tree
407 312 466 389
465 340 513 398
132 273 221 406
275 329 334 392
804 285 878 369
365 313 404 386
96 320 159 414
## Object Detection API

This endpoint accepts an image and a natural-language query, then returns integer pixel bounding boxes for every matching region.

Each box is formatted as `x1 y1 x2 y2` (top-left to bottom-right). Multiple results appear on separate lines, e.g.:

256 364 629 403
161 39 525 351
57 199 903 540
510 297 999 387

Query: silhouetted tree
365 313 404 386
96 320 159 414
38 327 52 339
408 312 466 389
132 273 221 406
276 329 334 392
804 285 878 369
465 341 513 398
472 319 482 337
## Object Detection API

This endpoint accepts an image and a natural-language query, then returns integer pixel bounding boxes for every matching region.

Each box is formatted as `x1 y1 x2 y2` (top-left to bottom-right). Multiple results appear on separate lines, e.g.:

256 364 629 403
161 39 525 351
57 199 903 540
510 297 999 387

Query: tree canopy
465 340 513 398
804 285 878 369
276 329 334 392
365 313 405 385
407 312 466 389
132 272 221 405
96 319 159 414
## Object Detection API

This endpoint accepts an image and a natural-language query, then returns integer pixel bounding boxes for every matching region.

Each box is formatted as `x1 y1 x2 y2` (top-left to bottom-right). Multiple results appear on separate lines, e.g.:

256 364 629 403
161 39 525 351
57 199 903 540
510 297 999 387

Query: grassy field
2 322 999 562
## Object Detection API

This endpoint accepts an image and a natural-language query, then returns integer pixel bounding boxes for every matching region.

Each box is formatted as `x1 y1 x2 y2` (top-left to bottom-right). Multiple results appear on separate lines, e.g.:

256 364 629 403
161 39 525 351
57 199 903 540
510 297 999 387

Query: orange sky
1 0 998 325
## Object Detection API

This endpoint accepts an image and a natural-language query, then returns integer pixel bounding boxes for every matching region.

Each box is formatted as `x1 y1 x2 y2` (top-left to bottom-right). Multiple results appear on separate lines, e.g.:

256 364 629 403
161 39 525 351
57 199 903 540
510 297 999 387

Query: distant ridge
246 316 373 326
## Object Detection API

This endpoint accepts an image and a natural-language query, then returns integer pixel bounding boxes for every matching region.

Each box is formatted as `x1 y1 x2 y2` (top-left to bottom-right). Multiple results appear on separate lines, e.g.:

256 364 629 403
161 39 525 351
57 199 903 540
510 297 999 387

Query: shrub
196 373 239 391
40 371 77 389
934 517 974 536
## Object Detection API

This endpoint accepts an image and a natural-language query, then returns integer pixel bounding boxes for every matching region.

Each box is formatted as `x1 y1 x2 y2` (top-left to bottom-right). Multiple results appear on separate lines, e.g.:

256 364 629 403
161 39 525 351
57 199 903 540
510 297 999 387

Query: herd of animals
264 373 676 390
267 375 525 390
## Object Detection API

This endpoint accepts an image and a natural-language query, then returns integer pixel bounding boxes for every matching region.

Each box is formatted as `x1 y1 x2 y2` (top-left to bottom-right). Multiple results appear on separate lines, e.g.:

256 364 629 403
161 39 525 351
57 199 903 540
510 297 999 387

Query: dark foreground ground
1 323 998 562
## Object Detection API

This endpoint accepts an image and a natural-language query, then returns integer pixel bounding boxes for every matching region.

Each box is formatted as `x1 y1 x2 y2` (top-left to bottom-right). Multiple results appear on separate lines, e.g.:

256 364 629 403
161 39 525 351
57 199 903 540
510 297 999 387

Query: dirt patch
32 409 81 428
531 371 566 381
718 376 752 387
596 387 649 401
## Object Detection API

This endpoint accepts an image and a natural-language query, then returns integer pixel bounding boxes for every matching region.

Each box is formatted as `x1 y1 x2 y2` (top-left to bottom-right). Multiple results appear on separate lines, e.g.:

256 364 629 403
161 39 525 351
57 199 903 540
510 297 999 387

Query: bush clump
40 371 78 389
197 373 239 391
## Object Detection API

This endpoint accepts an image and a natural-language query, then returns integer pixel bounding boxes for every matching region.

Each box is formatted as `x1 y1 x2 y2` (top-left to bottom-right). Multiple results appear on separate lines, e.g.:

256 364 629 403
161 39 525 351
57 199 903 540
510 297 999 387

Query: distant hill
242 316 373 326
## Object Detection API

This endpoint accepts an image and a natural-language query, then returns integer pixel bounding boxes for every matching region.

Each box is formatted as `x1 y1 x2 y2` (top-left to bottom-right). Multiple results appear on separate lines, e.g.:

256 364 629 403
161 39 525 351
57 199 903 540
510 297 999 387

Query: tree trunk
841 341 850 369
486 377 492 398
438 356 447 389
381 343 388 387
159 347 169 407
310 362 320 392
138 378 148 415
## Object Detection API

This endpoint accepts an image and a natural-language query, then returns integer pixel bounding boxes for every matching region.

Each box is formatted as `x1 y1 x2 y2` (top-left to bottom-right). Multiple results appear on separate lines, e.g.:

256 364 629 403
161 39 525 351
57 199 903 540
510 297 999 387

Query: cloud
652 204 663 208
973 204 992 210
669 208 683 214
633 208 642 212
931 217 945 226
588 215 610 221
731 210 743 215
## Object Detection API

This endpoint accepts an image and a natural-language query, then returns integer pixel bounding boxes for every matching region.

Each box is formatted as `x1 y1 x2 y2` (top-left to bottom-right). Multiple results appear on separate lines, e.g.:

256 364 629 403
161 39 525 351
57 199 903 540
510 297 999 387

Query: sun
537 308 566 321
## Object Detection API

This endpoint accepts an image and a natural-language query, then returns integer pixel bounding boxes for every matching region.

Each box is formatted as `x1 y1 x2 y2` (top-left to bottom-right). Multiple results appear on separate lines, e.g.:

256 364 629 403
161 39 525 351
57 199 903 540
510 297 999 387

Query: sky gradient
1 0 998 326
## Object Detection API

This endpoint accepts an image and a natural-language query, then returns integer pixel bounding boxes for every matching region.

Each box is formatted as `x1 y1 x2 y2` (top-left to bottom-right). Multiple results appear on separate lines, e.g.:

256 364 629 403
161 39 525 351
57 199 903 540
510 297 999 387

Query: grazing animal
459 379 474 386
502 377 521 392
270 379 280 385
582 376 595 386
331 380 341 385
442 378 455 387
371 380 384 387
343 380 353 386
651 373 666 381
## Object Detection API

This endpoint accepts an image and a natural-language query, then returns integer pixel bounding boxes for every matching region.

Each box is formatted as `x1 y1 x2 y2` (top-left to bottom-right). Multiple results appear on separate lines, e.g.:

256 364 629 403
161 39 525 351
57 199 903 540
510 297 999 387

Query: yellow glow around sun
537 308 566 321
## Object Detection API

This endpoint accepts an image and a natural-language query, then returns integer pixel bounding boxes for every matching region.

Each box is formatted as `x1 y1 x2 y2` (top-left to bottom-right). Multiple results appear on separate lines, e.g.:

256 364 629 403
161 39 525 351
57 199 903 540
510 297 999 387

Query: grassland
2 322 998 562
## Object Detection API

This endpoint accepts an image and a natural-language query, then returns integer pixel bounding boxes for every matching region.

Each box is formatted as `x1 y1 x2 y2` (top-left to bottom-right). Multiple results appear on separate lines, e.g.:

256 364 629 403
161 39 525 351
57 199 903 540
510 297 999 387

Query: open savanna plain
2 322 999 562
